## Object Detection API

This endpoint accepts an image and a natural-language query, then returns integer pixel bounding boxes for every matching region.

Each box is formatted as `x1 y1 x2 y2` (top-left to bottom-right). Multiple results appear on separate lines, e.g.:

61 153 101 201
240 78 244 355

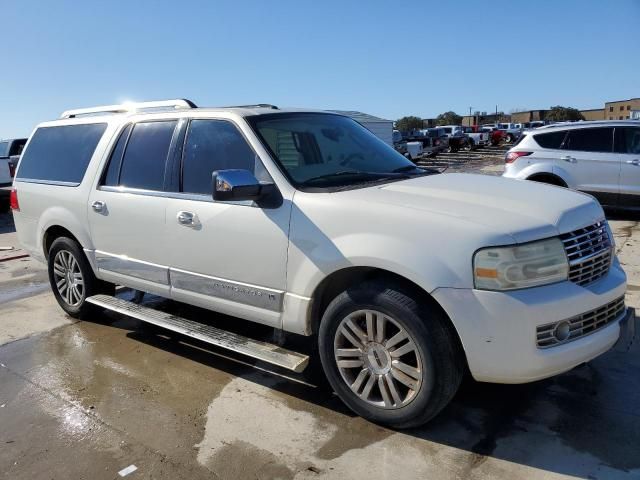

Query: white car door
165 118 291 327
88 120 180 296
615 125 640 208
556 126 619 206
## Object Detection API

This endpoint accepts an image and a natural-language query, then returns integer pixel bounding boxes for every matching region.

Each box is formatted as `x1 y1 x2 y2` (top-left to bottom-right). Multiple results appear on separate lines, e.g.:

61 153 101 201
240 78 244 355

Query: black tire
527 175 567 188
47 237 114 318
318 281 464 428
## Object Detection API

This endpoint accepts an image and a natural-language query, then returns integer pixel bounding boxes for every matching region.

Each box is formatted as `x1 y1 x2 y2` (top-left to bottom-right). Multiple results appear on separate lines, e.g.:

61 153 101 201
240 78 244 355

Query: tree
546 105 585 122
435 111 463 126
395 116 423 132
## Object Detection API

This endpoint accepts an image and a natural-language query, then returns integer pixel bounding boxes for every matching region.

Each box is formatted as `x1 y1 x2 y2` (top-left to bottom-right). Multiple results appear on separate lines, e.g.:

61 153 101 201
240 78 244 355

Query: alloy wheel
52 250 84 307
334 309 423 409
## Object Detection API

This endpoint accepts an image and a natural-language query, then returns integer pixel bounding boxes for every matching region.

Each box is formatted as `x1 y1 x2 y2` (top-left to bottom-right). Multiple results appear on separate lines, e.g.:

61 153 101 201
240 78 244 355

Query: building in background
580 108 605 121
461 112 509 126
604 98 640 120
510 110 549 124
328 110 394 145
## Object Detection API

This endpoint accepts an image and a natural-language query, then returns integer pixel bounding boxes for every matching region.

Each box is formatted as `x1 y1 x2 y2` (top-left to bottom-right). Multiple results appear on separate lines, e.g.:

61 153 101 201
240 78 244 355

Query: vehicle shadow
606 208 640 222
93 294 640 478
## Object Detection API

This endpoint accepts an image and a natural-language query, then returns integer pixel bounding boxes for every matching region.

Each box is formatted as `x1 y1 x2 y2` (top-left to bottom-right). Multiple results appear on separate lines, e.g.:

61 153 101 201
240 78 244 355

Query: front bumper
432 261 629 383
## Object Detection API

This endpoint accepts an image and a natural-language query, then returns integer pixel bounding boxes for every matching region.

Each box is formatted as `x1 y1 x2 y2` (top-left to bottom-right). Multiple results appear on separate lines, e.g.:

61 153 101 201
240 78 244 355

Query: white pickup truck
11 100 635 428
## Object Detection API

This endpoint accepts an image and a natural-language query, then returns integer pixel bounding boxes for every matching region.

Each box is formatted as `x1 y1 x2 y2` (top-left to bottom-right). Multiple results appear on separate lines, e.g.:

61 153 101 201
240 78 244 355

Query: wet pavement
1 182 640 479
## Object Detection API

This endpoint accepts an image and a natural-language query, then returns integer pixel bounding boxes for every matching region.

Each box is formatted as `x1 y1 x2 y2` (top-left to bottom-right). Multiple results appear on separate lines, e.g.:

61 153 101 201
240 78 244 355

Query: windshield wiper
302 170 384 185
392 165 440 175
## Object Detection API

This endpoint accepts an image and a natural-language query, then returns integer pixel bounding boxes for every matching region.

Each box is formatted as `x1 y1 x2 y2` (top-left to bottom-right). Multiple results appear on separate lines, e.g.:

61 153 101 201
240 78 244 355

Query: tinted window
182 120 257 195
8 139 26 156
16 123 107 184
564 128 612 152
119 121 176 190
533 130 566 149
614 127 640 154
102 124 132 186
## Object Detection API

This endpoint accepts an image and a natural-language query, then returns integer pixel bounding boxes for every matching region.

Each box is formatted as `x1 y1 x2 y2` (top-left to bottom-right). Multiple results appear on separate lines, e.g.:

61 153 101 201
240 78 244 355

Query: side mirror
212 169 275 202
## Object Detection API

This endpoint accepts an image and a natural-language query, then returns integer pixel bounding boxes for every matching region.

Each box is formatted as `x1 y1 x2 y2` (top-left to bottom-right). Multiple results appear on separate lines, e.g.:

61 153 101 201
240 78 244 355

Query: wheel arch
526 172 568 187
43 225 84 259
308 266 466 361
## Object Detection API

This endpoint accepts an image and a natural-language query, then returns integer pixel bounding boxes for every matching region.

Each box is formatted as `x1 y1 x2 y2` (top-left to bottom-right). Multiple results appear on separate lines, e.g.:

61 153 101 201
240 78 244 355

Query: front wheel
48 237 114 318
318 281 464 428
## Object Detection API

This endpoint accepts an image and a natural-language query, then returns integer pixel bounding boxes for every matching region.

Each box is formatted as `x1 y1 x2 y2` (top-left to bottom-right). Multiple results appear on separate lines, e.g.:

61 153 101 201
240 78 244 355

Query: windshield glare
248 113 419 188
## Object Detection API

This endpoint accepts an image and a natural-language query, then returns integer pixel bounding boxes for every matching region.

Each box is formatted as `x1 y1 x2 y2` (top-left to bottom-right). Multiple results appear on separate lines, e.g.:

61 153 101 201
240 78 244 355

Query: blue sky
1 0 638 137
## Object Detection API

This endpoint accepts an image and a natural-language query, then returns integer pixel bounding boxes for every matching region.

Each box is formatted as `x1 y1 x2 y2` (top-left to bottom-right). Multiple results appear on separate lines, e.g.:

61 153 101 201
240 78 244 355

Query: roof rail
60 99 197 119
223 104 279 110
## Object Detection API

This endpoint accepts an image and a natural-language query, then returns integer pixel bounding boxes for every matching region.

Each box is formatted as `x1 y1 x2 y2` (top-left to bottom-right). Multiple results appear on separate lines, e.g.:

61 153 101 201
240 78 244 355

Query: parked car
481 126 507 146
439 125 468 152
403 129 438 157
425 127 449 153
12 100 634 428
462 126 490 149
497 123 523 144
0 138 26 211
503 120 640 210
519 121 545 131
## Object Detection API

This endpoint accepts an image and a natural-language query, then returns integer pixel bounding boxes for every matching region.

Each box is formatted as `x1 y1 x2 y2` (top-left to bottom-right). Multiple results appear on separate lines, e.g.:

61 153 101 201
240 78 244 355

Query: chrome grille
560 220 612 286
536 296 626 348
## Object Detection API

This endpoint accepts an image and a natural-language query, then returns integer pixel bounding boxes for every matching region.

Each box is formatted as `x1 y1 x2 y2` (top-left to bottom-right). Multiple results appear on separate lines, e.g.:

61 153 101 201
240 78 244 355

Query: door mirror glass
212 169 275 202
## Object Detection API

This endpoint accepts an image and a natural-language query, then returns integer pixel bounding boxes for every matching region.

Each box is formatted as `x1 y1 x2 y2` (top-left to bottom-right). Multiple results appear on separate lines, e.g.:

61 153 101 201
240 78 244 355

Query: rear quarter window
533 130 567 149
17 123 107 184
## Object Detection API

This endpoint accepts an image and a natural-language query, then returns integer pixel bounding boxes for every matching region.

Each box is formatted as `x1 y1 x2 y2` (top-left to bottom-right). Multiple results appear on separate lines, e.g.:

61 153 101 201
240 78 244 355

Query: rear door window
533 130 567 149
118 121 177 190
16 123 107 184
563 128 613 153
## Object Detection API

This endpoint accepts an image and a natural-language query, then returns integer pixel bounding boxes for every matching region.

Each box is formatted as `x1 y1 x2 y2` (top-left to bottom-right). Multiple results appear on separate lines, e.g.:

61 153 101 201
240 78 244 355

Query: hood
352 173 604 243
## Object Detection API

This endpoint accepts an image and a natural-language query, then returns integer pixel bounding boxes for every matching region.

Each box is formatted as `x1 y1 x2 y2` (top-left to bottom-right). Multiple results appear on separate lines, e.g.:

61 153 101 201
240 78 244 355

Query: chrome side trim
94 250 169 285
169 268 284 312
98 185 253 206
15 178 80 187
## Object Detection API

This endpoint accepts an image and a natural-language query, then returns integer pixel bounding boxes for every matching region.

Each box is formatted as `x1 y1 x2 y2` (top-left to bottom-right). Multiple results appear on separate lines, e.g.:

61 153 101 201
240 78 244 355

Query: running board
86 294 309 372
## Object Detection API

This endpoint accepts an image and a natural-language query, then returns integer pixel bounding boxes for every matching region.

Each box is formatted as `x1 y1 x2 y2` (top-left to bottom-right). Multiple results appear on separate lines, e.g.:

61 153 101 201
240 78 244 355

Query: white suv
503 121 640 209
11 100 634 428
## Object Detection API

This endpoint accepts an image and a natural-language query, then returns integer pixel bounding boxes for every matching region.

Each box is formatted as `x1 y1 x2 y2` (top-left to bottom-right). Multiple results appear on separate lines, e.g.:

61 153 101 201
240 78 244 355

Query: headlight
474 237 568 291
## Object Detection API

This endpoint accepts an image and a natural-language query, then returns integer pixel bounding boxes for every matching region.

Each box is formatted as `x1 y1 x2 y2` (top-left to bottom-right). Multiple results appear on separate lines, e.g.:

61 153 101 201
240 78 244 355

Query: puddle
0 282 50 304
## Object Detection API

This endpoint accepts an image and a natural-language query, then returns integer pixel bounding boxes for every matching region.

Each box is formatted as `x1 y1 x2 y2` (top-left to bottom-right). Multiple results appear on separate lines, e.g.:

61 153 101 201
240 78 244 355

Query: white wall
362 121 393 146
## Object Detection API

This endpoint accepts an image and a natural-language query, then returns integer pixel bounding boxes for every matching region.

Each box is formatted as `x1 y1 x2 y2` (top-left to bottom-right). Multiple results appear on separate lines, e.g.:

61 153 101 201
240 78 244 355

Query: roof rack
60 99 197 119
222 104 279 110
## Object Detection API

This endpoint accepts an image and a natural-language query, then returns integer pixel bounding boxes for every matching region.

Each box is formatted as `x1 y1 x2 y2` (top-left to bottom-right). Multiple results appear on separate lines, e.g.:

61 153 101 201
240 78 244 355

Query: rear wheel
318 281 464 428
48 237 114 318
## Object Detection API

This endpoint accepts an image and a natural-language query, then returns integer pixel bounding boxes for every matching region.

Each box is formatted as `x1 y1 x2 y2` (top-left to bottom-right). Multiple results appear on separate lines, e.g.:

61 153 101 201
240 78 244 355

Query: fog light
553 321 571 342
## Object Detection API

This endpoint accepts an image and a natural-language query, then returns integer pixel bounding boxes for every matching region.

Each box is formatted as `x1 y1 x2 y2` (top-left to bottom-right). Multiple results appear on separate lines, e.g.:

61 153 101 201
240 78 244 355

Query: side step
86 294 309 373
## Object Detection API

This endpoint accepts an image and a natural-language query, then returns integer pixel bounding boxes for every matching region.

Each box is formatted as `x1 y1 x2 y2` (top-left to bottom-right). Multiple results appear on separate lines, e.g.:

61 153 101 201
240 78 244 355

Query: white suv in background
11 100 634 428
503 121 640 210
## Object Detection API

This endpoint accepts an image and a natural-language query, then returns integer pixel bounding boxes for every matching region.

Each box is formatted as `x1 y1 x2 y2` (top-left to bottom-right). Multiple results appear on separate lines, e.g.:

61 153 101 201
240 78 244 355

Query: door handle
560 156 577 163
91 201 106 212
626 159 640 166
177 211 197 227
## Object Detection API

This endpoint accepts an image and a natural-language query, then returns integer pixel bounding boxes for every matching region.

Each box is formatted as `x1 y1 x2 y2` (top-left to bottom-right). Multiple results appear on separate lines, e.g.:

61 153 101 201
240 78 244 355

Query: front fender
287 231 468 300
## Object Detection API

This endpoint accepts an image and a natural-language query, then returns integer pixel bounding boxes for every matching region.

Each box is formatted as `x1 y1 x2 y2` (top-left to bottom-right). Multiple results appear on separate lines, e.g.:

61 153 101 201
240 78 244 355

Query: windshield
248 113 430 189
0 141 8 158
